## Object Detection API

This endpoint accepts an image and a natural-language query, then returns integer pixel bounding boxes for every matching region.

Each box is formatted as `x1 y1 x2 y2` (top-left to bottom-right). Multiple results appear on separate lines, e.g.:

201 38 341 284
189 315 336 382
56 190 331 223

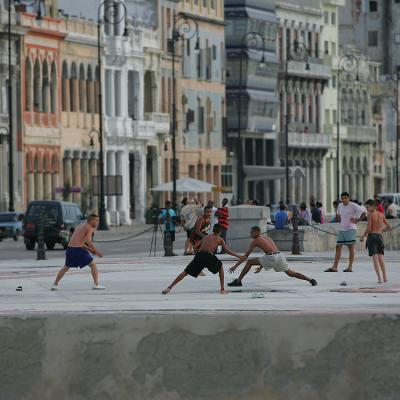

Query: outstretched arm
221 240 241 258
229 242 255 273
383 216 392 232
83 227 103 257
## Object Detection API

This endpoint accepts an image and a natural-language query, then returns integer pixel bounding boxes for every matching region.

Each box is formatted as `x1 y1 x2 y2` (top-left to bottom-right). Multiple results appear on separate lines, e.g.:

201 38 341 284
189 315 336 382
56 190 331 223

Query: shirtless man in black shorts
162 224 241 294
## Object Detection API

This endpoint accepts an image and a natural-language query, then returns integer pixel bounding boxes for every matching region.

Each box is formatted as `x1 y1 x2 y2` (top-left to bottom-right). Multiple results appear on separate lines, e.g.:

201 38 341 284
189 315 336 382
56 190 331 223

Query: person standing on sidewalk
207 200 218 233
216 198 229 252
324 192 366 273
360 199 391 283
159 201 177 255
181 199 197 255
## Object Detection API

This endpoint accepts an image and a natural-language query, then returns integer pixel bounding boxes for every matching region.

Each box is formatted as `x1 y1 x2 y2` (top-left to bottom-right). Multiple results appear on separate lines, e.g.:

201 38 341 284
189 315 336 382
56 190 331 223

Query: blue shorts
65 247 93 268
337 229 357 245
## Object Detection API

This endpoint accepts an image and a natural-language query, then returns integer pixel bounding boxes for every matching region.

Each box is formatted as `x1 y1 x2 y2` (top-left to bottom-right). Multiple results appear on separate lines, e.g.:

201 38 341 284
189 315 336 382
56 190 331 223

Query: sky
58 0 158 28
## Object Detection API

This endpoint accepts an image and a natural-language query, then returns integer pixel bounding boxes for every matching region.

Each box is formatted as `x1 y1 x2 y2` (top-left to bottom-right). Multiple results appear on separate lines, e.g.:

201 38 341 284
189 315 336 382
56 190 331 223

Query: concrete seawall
2 313 399 400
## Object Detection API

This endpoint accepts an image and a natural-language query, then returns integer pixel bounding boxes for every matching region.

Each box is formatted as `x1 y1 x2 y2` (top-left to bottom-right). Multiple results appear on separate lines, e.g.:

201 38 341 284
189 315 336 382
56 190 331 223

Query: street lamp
169 14 199 209
283 40 310 205
96 0 128 230
236 31 268 205
336 53 361 200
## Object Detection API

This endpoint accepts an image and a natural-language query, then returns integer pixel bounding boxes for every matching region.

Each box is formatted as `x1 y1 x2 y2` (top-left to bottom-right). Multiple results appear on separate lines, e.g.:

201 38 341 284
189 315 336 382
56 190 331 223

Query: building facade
225 0 283 205
276 0 332 205
160 0 226 206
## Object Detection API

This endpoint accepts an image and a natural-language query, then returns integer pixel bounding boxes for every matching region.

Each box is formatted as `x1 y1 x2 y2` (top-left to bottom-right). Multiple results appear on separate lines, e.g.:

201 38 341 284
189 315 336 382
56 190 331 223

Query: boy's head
250 226 261 238
203 205 212 219
300 202 306 210
222 198 229 207
340 192 350 205
165 200 172 209
213 224 223 235
365 199 376 212
87 213 99 228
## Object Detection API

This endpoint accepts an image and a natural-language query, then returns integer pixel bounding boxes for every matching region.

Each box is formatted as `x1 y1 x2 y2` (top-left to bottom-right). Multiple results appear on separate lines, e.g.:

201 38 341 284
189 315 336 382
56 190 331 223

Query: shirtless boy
360 199 391 283
162 224 241 294
190 205 212 251
51 214 104 290
228 226 317 287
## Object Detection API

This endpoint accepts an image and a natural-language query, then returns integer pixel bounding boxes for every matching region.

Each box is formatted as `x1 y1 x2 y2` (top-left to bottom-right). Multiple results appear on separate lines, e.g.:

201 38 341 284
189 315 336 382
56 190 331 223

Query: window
325 109 330 124
198 106 204 133
331 42 336 56
368 31 378 46
324 40 329 55
331 12 336 25
221 165 232 189
332 75 337 88
324 11 329 24
333 110 337 124
369 1 378 12
212 45 217 60
186 39 190 56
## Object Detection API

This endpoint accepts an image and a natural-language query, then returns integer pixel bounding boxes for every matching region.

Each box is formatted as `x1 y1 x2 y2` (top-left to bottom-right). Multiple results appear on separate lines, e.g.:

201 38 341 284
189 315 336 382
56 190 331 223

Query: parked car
378 193 400 218
0 212 24 241
23 201 85 250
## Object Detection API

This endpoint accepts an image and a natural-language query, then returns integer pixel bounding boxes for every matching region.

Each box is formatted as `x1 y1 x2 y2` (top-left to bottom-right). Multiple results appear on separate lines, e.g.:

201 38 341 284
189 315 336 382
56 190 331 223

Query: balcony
286 59 331 80
132 120 156 140
287 132 332 149
144 112 170 135
342 126 376 143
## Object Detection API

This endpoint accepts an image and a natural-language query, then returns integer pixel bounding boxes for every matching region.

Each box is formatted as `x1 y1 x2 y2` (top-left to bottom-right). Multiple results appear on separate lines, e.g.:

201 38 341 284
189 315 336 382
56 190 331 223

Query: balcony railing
287 132 332 149
343 126 376 143
144 112 170 135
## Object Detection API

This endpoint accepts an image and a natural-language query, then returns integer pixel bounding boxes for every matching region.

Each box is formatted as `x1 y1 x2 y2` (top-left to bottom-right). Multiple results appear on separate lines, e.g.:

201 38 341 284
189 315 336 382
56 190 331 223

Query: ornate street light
95 0 128 230
169 14 200 209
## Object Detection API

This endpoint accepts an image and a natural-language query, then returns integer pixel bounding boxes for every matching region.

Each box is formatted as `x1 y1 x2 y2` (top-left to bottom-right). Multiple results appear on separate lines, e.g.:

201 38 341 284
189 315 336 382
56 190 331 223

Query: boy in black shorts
162 224 241 294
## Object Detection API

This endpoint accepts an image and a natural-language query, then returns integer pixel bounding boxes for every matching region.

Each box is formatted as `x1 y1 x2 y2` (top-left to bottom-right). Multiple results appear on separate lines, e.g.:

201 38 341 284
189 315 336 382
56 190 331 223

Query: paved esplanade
1 252 400 400
0 251 400 314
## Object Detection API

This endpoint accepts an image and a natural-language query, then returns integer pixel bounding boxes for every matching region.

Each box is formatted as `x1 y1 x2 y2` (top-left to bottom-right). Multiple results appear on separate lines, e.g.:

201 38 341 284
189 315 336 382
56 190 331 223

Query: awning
151 177 215 193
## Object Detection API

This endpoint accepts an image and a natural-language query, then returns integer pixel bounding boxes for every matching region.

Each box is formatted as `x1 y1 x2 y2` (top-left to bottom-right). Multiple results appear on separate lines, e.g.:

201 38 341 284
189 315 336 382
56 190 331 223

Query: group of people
159 197 230 256
49 191 392 292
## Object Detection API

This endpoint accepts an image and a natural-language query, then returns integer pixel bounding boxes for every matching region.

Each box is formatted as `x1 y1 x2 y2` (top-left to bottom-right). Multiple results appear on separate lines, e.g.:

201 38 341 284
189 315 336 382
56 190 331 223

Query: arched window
33 59 41 112
206 97 212 133
144 71 157 113
70 62 78 112
86 65 93 113
61 61 69 112
50 62 57 114
161 76 166 113
42 60 50 113
79 63 86 112
25 57 32 111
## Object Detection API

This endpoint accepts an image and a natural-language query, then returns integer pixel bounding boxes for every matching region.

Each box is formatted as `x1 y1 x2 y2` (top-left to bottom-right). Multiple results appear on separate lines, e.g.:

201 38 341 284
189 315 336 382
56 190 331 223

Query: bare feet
162 288 171 295
220 290 228 294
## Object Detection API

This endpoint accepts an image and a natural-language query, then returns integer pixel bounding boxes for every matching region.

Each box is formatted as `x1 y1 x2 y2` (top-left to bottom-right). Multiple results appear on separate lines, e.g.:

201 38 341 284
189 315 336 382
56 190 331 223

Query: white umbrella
151 177 215 193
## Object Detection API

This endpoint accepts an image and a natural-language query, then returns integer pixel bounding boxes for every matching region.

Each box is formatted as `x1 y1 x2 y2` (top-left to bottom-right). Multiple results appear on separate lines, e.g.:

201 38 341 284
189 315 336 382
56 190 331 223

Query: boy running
228 226 317 287
51 214 104 290
360 199 391 283
162 224 241 295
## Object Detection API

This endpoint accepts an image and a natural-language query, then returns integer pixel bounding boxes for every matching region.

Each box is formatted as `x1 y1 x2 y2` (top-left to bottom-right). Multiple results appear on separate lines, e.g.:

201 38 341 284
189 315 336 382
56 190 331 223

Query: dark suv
23 201 85 250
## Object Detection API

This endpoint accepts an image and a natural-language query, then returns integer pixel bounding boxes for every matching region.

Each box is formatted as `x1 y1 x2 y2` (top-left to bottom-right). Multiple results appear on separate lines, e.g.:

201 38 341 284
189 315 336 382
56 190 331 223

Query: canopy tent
151 177 215 193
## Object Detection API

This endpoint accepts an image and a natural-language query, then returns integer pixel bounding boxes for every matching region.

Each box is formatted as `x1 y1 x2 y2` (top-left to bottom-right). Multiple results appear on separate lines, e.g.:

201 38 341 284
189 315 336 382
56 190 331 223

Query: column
89 154 98 212
114 71 122 117
290 174 296 204
308 164 314 203
81 154 89 210
313 163 318 200
316 162 322 201
116 151 130 224
304 163 310 204
134 151 146 223
63 154 73 201
35 171 43 200
43 172 52 200
52 172 59 200
28 172 35 202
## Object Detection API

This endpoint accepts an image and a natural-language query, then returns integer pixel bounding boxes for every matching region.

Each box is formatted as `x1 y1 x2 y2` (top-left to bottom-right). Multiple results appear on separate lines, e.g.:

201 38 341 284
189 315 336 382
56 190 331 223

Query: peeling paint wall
0 313 399 400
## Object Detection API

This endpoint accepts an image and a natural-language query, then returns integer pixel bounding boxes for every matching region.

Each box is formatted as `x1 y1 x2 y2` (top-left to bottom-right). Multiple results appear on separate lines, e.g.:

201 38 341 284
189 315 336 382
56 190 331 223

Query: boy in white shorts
227 226 317 287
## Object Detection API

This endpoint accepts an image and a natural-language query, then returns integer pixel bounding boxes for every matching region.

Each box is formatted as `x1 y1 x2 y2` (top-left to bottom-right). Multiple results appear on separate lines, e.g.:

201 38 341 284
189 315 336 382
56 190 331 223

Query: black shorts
366 233 385 256
184 252 222 278
185 228 193 239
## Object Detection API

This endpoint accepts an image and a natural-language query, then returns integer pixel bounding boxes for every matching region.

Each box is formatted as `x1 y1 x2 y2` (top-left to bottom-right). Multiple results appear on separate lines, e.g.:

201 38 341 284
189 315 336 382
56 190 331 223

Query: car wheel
25 239 35 250
46 241 55 250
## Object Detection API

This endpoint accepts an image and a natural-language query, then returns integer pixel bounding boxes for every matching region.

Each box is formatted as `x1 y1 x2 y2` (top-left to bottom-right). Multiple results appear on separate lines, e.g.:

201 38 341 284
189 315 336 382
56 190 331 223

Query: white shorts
259 253 289 272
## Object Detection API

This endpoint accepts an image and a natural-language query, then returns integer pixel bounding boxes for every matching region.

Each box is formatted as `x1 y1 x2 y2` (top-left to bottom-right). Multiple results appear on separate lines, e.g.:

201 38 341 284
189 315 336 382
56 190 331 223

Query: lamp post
283 40 310 205
96 0 127 230
236 32 267 205
170 14 199 209
336 53 361 200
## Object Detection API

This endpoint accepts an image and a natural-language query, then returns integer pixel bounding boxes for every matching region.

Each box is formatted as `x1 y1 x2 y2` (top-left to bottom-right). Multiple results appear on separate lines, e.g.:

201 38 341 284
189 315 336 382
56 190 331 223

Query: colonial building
20 1 64 206
225 0 283 205
160 0 226 205
276 0 332 205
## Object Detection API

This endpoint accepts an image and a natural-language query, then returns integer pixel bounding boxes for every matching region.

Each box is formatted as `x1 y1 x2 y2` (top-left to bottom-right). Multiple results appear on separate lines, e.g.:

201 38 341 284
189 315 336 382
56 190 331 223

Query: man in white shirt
207 200 218 234
180 199 198 255
324 192 366 272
